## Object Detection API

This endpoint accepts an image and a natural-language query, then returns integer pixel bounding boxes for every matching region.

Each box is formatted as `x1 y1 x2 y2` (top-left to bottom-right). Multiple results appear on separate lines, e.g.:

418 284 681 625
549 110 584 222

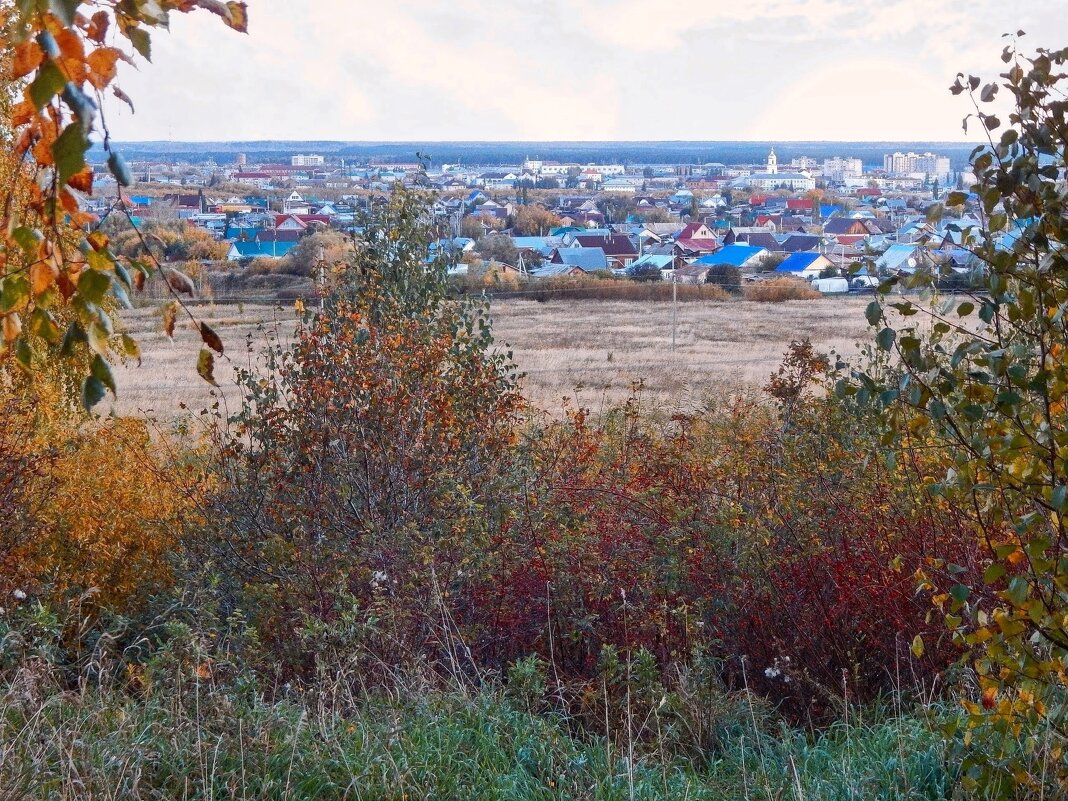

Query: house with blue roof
694 244 770 270
875 243 920 273
551 247 608 271
227 240 299 260
775 252 833 278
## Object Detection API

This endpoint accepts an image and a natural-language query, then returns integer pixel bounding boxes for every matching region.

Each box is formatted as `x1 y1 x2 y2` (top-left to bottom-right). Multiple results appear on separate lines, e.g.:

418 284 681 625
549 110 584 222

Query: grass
0 673 952 800
113 296 873 416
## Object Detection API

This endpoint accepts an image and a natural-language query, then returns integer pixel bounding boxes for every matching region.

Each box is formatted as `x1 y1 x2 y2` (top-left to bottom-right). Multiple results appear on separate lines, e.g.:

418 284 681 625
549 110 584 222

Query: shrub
704 265 742 293
743 278 821 302
206 191 525 676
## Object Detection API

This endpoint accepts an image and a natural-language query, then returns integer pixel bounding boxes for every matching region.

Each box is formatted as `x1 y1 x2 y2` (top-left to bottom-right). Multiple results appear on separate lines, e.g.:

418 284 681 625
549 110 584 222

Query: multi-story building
822 157 863 181
883 152 950 179
291 154 325 167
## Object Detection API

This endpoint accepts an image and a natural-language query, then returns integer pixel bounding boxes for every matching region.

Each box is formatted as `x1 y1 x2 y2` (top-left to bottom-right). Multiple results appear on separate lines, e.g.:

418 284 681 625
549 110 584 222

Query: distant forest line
91 140 980 169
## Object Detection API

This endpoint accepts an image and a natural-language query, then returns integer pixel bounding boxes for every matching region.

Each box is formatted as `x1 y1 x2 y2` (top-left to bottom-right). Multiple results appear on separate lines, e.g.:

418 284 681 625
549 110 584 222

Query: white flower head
12 589 26 601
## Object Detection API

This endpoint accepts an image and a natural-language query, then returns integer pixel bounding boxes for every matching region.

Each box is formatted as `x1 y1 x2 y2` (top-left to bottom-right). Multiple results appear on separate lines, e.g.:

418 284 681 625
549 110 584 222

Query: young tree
207 191 524 670
0 2 247 407
476 234 519 265
512 204 560 236
845 37 1068 795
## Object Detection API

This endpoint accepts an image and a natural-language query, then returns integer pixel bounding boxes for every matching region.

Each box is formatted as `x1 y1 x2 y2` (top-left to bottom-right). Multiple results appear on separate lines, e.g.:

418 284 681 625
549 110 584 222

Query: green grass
0 676 954 801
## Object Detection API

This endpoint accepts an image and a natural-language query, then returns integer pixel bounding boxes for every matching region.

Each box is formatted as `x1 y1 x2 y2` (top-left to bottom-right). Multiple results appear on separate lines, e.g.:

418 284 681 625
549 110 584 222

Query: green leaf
1005 576 1030 606
865 300 882 326
1052 485 1068 511
81 375 107 409
28 308 61 344
52 123 89 185
29 61 65 110
876 327 896 351
125 26 152 61
121 333 141 362
197 348 218 386
957 301 974 317
13 337 32 371
950 584 970 604
77 269 112 304
60 321 87 356
0 276 30 314
983 563 1006 584
11 227 43 255
90 354 116 394
108 152 133 187
48 0 80 25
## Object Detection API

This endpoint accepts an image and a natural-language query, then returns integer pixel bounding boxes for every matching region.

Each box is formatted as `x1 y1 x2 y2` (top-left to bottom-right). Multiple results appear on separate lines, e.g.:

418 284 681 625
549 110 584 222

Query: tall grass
0 661 954 800
743 278 822 302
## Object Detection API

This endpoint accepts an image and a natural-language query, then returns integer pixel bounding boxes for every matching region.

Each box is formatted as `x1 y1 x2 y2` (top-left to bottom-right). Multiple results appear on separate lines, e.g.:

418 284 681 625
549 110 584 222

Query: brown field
112 296 875 417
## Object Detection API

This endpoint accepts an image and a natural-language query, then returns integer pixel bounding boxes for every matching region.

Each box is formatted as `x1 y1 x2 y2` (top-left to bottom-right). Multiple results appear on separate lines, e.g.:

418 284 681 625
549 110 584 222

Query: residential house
774 252 833 279
693 244 770 270
551 247 609 271
530 263 588 278
572 234 637 268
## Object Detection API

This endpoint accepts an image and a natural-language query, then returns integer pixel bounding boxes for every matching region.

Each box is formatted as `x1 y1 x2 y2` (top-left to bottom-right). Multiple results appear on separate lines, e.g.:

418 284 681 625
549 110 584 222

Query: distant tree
642 166 655 179
630 264 663 283
704 265 742 293
513 205 561 236
760 253 787 272
459 216 485 241
641 208 672 224
535 176 560 190
476 234 519 266
818 264 839 279
285 230 353 277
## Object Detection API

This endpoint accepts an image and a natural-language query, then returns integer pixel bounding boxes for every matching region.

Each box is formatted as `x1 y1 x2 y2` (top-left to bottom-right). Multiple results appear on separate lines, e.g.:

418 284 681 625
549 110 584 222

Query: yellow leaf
911 634 925 659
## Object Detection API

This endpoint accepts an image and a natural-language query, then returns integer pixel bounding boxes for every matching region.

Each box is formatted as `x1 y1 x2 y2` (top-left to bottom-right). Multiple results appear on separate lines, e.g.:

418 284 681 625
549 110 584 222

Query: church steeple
767 147 778 175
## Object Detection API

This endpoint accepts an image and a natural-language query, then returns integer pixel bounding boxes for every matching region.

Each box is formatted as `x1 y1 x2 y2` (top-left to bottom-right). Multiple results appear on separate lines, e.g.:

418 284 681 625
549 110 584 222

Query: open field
113 296 875 417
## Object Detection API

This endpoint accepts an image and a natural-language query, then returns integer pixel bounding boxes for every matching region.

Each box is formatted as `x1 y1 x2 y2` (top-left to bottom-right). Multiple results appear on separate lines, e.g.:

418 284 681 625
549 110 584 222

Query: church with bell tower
766 147 778 175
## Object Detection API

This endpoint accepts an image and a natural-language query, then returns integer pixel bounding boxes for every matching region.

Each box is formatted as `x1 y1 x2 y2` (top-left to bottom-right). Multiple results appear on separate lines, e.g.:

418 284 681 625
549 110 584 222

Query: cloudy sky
109 0 1067 142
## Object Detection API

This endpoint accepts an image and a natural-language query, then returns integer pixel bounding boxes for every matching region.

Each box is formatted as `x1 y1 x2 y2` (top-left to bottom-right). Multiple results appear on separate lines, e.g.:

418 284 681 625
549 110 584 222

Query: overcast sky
108 0 1067 142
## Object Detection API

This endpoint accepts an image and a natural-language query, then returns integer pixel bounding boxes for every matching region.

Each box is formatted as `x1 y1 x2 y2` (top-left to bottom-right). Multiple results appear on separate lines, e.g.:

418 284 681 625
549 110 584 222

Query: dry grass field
111 297 875 417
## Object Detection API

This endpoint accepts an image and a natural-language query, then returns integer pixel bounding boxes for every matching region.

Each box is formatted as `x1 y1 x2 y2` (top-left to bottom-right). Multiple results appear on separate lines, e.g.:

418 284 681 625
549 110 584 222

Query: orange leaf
68 166 94 194
86 10 110 44
11 41 43 79
166 270 196 296
86 47 121 89
162 301 178 338
87 231 109 251
54 27 85 62
2 313 22 344
30 261 59 296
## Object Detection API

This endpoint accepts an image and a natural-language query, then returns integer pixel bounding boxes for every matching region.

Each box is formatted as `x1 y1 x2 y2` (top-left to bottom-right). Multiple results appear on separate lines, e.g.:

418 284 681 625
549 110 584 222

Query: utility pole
318 244 325 313
671 272 677 352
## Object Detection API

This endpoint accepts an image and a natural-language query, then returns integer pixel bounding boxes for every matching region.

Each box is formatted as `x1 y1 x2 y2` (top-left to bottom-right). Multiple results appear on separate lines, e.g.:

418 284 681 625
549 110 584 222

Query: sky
107 0 1068 142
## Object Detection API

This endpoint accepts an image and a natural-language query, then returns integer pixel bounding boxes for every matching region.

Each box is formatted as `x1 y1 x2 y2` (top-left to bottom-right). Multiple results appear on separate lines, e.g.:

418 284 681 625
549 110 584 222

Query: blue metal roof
229 240 298 258
775 252 823 272
555 247 608 270
694 244 765 267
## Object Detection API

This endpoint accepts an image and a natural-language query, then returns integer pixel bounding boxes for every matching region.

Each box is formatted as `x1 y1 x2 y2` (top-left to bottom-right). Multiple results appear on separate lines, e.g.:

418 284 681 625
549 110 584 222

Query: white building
739 149 815 191
823 157 864 182
883 152 950 180
291 154 325 167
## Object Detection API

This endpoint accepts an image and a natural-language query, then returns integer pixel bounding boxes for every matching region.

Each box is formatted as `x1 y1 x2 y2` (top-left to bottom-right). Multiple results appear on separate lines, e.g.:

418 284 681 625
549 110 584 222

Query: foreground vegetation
2 8 1068 796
